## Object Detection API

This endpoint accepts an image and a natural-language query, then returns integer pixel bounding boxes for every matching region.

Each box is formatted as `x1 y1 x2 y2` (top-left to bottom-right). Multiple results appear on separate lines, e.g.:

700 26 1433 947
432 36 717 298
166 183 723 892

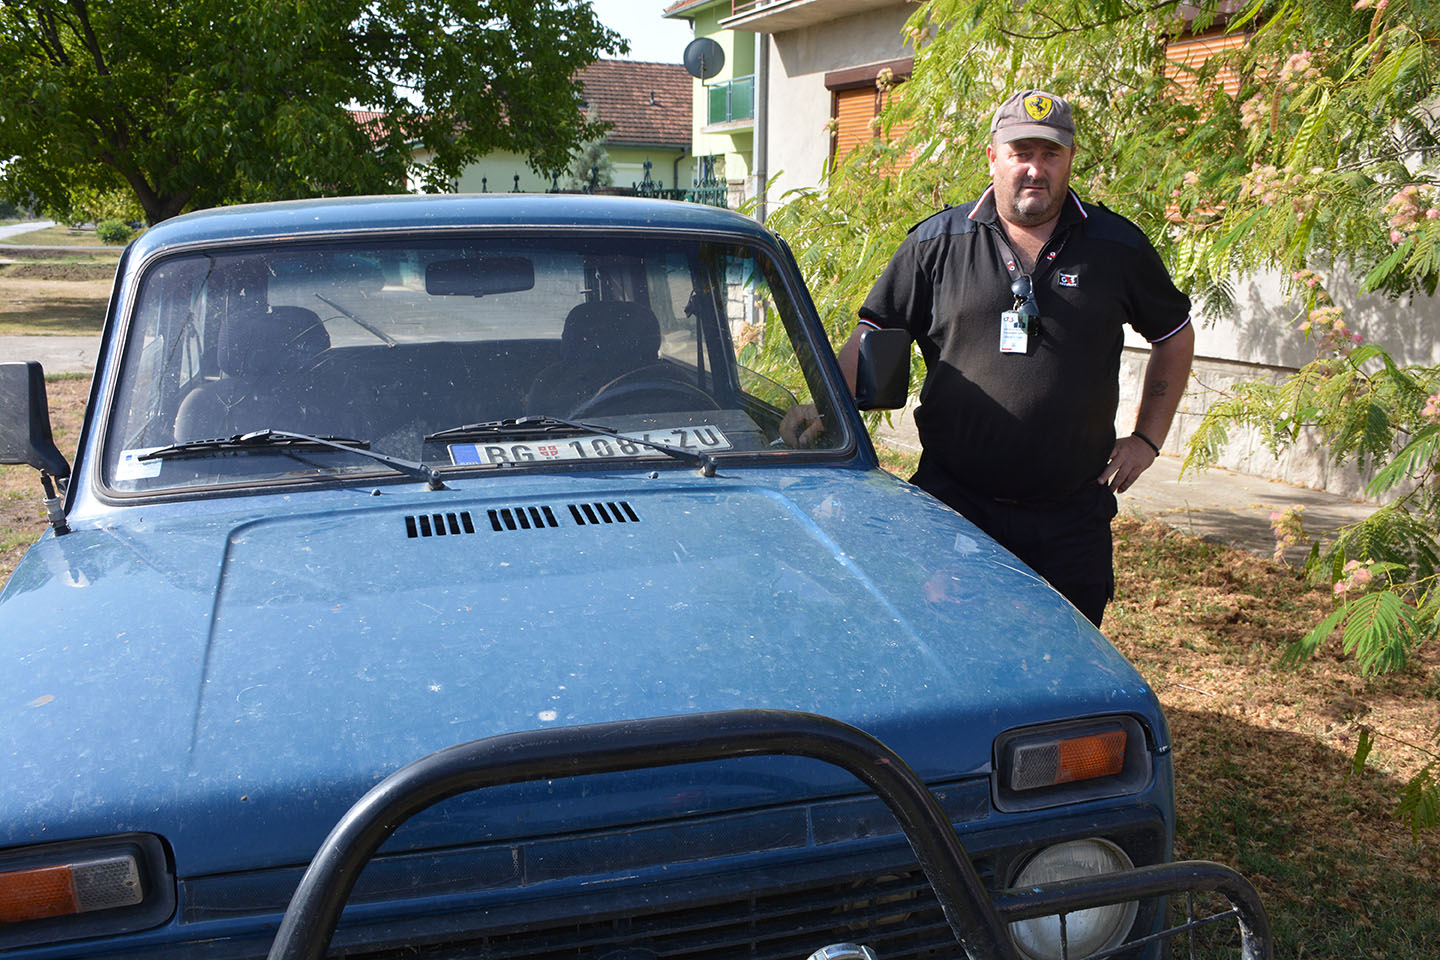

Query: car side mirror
0 362 72 536
0 362 71 477
854 328 911 410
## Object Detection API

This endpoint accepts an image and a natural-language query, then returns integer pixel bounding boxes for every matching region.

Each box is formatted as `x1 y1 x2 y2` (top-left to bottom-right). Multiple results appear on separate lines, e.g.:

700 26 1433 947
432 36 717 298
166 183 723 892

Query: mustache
1020 178 1049 189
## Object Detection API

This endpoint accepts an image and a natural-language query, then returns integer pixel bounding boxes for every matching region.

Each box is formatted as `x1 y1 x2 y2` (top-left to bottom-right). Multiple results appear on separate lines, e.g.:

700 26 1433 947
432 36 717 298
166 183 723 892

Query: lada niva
0 195 1253 960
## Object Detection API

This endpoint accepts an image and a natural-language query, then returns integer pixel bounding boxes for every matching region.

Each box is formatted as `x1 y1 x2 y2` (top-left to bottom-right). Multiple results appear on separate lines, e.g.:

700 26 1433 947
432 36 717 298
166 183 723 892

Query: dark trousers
911 457 1118 628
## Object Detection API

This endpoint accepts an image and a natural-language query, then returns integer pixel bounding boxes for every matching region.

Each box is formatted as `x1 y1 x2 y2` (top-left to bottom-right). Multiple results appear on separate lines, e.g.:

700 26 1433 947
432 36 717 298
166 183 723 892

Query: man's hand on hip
1098 434 1157 493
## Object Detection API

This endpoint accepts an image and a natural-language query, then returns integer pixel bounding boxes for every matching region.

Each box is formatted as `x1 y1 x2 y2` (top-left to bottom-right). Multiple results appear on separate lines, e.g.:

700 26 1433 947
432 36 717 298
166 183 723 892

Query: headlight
1007 838 1139 960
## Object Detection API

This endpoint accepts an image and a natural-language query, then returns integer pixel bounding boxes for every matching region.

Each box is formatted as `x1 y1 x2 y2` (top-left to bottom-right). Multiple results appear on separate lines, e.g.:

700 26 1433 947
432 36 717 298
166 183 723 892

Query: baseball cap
990 90 1074 147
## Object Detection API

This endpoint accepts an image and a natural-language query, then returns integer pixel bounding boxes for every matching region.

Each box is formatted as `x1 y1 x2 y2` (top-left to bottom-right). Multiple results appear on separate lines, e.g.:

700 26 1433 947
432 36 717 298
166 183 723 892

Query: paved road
0 335 101 373
1117 453 1373 563
0 219 57 241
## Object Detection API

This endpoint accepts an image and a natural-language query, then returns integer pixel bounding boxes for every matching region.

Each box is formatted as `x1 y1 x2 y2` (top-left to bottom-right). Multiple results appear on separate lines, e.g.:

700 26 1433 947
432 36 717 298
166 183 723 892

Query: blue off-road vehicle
1 195 1267 960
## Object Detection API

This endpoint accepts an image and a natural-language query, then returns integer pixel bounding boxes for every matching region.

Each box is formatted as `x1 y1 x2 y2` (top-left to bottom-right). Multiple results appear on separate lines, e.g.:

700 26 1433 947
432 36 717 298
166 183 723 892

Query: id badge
1000 310 1031 354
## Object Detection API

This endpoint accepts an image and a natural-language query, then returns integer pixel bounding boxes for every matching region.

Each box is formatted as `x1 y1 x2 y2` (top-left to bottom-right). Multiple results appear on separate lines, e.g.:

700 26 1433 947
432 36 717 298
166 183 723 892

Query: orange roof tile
576 60 692 147
347 60 692 151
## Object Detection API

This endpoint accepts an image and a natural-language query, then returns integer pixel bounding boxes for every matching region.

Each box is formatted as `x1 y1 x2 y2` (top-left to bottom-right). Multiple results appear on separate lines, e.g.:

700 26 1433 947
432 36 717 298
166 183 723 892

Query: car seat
173 305 332 441
524 301 667 415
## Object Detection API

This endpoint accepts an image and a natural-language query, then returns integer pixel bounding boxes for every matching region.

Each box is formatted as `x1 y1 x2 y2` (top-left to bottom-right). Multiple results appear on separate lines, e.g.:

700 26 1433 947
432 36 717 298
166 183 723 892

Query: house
663 0 919 216
405 60 696 196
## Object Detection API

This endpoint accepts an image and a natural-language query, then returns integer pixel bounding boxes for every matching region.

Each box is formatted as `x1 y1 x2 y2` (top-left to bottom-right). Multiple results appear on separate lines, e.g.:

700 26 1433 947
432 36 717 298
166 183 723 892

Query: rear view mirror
854 328 912 410
426 257 535 297
0 361 71 477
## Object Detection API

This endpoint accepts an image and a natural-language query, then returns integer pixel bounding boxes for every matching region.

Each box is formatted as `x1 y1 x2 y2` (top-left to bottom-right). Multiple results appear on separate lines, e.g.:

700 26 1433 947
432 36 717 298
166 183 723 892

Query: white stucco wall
762 4 917 201
1117 270 1440 500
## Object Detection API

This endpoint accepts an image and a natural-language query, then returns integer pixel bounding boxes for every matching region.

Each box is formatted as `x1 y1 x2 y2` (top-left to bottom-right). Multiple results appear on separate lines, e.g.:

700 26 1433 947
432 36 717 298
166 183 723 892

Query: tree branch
996 0 1184 41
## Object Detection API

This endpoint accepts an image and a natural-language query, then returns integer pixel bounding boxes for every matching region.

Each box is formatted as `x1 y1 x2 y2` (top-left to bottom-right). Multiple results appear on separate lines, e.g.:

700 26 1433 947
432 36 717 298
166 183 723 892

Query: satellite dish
682 37 725 81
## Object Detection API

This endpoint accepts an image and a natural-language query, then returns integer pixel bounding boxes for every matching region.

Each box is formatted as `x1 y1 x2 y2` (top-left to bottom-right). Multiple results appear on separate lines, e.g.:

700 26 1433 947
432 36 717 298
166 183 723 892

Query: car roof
128 194 771 259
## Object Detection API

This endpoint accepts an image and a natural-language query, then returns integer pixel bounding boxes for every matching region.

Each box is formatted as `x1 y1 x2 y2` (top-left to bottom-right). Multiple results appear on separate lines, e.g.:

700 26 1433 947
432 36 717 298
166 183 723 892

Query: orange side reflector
0 864 79 924
1056 729 1128 785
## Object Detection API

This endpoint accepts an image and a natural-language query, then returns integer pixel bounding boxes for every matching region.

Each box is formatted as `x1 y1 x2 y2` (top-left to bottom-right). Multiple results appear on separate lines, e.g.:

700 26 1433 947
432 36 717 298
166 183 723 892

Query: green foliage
0 0 625 224
769 0 1440 832
565 109 614 190
94 219 133 244
1397 763 1440 841
44 185 143 228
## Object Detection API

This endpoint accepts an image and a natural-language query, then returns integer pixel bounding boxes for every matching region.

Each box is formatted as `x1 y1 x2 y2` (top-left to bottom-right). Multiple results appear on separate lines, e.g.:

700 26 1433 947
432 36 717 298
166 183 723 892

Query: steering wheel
569 370 721 419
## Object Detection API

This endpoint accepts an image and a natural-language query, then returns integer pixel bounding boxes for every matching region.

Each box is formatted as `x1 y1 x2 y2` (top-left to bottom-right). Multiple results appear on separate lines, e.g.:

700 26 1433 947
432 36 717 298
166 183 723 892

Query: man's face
986 137 1075 228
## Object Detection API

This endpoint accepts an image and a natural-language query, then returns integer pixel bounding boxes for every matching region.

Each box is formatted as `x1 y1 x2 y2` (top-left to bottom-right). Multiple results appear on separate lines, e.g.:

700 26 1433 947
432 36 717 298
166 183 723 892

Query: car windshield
103 233 850 492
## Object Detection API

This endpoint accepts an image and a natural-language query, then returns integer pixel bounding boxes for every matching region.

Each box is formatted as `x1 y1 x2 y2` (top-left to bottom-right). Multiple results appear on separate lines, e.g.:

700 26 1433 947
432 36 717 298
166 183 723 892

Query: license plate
448 424 732 466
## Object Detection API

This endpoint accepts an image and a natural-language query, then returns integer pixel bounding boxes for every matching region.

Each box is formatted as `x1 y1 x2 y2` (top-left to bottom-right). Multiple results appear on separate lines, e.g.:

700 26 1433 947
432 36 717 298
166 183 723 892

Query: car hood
1 468 1158 875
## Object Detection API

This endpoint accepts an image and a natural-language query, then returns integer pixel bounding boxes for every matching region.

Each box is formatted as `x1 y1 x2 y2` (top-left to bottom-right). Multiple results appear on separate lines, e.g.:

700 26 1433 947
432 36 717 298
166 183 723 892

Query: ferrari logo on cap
1024 95 1054 121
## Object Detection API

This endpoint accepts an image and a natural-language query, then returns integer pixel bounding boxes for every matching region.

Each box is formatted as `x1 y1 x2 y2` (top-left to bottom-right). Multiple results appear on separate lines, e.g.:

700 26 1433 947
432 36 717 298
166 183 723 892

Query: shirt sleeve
858 232 932 339
1125 233 1192 343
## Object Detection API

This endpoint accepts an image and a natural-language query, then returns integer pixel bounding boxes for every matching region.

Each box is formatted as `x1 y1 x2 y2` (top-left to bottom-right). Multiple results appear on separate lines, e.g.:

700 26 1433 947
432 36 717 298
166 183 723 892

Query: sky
587 0 695 64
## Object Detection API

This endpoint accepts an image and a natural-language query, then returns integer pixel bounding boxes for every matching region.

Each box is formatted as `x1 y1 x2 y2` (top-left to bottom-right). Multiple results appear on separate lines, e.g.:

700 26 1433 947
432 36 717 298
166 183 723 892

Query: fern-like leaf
1339 591 1416 675
1283 605 1346 667
1395 762 1440 841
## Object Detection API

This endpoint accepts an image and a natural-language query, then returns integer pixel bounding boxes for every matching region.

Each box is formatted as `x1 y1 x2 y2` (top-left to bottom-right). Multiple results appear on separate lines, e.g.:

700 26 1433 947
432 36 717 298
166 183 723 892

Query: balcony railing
707 75 754 126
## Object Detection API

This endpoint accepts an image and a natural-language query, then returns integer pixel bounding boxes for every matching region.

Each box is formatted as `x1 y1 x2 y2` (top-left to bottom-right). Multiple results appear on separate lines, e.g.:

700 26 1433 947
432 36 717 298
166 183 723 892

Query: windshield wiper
425 415 718 478
314 293 397 346
139 429 446 489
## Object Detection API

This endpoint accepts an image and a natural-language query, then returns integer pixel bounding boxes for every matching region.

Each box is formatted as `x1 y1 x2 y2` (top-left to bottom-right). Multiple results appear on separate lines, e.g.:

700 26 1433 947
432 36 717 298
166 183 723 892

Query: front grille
353 866 977 960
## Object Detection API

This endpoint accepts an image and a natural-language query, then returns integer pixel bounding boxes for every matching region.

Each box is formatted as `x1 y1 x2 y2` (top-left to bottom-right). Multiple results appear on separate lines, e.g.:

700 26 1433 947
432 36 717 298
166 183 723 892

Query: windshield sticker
449 425 732 466
115 448 165 480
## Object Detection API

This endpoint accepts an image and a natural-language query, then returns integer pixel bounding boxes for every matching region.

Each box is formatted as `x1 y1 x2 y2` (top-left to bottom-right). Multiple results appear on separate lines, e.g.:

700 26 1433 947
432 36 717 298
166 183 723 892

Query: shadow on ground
1166 705 1440 958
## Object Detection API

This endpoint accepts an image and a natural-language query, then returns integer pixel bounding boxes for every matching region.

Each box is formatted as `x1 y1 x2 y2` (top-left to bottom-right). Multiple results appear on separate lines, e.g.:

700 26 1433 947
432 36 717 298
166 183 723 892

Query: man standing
792 89 1194 626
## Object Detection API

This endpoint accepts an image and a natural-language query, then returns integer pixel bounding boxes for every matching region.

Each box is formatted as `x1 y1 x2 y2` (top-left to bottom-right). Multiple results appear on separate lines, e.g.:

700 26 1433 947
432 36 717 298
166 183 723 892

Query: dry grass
0 376 89 570
0 275 113 334
0 223 117 247
0 242 118 334
1108 516 1440 956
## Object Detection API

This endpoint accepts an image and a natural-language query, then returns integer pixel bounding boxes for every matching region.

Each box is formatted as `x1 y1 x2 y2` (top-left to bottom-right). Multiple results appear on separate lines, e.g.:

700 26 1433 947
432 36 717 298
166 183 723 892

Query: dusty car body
3 195 1177 960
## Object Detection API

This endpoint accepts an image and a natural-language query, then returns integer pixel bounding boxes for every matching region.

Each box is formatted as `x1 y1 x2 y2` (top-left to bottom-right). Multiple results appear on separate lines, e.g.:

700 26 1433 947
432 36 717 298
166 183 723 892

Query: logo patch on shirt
1058 272 1079 287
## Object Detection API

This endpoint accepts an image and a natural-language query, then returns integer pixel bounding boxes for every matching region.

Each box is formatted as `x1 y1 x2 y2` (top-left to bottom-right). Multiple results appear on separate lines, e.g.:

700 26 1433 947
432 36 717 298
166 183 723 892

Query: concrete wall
764 4 916 201
1116 269 1440 501
447 147 694 196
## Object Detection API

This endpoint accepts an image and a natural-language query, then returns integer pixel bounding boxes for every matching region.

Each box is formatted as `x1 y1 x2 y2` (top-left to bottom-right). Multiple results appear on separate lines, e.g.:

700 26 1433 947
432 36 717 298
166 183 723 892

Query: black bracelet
1131 431 1161 455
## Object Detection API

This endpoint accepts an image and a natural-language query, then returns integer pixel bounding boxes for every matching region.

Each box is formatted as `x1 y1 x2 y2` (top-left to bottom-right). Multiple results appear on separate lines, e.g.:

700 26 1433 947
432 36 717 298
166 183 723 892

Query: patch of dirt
0 261 117 282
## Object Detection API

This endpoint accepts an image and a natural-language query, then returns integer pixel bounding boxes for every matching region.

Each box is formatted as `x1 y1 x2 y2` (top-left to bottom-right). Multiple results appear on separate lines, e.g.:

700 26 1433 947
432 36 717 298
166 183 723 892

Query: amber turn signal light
1010 728 1127 791
0 855 143 925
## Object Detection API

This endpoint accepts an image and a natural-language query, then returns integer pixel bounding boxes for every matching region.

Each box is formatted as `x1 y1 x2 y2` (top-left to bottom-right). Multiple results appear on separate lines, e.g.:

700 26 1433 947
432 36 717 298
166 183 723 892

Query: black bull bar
266 709 1272 960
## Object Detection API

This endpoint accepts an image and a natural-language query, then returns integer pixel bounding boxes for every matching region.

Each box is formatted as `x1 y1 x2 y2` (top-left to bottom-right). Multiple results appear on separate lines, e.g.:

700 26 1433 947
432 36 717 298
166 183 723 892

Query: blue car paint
2 195 1173 958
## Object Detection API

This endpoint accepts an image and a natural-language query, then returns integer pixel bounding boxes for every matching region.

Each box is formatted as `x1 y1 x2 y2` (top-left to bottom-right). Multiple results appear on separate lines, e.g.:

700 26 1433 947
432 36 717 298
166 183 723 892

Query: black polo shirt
859 188 1190 501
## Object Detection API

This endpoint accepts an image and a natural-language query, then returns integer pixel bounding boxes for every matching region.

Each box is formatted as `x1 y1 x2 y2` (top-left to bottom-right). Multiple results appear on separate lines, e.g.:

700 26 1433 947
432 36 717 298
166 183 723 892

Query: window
825 58 914 168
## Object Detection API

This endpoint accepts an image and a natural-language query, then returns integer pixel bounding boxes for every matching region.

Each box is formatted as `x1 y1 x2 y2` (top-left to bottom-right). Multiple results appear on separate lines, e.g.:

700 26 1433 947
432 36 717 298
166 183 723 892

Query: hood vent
570 501 639 526
488 505 559 531
405 502 638 538
406 511 477 538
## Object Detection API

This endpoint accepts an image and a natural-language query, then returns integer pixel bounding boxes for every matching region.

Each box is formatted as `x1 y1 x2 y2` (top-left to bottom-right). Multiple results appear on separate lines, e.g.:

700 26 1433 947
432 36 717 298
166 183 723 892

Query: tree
766 0 1440 834
0 0 625 224
564 106 614 190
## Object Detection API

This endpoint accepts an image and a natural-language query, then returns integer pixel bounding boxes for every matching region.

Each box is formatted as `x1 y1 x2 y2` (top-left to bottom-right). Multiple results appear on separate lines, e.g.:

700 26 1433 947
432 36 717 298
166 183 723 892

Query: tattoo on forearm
1148 379 1169 399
